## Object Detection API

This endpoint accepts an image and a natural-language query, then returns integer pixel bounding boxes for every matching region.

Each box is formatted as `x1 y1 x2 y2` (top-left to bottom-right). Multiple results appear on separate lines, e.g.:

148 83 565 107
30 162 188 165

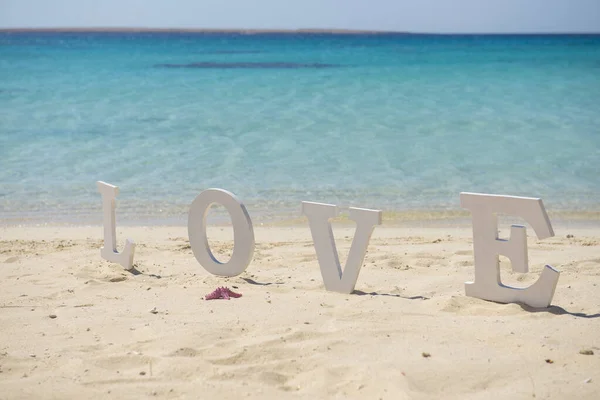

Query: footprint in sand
454 250 472 256
168 347 198 357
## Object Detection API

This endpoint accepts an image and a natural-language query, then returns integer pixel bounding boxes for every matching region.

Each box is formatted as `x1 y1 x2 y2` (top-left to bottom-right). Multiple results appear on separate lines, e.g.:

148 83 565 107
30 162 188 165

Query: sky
0 0 599 33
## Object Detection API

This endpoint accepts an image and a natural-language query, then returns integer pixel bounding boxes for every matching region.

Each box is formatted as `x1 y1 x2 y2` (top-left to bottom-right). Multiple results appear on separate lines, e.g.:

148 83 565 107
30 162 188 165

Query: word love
97 181 560 308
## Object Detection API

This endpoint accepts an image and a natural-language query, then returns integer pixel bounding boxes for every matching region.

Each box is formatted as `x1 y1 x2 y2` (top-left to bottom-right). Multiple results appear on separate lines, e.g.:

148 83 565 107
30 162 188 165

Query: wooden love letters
97 181 562 308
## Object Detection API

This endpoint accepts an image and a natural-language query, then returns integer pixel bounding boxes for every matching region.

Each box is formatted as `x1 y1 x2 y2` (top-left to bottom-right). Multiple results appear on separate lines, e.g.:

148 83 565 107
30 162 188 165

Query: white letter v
302 201 382 294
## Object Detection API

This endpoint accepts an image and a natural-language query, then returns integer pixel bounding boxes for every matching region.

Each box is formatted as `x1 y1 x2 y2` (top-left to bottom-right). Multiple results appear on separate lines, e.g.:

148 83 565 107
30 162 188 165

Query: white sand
1 224 599 399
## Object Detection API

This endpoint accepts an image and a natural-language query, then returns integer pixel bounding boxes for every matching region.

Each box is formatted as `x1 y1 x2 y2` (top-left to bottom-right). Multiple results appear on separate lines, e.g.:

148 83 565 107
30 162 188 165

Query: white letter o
188 189 255 277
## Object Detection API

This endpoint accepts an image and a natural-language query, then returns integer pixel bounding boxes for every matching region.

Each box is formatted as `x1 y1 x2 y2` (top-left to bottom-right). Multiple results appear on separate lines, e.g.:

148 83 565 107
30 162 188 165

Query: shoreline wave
2 207 600 227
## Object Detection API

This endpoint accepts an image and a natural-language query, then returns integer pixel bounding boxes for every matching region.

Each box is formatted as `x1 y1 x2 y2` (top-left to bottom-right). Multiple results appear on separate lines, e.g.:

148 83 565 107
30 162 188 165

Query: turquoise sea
1 32 599 224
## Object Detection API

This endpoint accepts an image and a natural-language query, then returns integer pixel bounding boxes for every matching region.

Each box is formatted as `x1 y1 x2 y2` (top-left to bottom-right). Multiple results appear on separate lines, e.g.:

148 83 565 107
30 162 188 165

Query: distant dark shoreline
0 28 405 34
0 27 598 35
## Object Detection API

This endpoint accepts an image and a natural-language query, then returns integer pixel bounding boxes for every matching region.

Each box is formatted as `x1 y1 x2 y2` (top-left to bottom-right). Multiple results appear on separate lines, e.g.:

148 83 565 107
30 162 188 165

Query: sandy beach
1 222 598 399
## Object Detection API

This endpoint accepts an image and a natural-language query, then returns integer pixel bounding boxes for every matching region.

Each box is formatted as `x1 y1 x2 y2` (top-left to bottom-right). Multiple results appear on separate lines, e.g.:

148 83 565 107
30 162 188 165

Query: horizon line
1 27 599 35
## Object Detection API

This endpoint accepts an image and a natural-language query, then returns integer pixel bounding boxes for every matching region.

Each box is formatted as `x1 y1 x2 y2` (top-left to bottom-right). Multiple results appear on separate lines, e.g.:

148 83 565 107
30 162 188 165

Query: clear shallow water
1 33 599 224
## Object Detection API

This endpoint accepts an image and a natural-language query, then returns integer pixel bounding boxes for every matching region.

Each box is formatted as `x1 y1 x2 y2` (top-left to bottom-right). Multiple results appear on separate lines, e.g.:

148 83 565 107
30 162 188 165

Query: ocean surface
1 32 599 225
